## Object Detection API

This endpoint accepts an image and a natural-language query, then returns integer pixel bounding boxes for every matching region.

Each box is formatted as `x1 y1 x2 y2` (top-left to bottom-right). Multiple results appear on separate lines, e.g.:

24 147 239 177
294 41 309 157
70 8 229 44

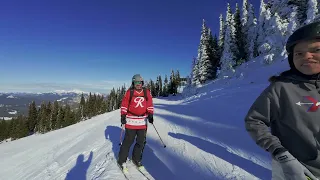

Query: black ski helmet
286 21 320 69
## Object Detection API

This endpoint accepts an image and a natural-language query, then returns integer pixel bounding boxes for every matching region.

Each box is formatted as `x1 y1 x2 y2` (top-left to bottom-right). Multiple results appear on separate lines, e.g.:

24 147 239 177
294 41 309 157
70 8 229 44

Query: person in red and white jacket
117 74 154 170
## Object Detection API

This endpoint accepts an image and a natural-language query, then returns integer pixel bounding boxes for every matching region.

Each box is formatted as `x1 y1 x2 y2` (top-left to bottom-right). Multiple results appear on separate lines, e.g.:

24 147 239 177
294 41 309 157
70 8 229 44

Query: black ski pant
118 128 147 164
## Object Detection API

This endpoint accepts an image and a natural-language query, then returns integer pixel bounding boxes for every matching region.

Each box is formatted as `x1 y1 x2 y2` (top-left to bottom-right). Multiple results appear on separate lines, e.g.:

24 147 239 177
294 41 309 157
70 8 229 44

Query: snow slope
0 58 289 180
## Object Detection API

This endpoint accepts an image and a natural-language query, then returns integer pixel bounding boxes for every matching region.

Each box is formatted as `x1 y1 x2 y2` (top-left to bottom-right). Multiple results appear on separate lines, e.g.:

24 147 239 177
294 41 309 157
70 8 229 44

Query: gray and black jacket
244 70 320 177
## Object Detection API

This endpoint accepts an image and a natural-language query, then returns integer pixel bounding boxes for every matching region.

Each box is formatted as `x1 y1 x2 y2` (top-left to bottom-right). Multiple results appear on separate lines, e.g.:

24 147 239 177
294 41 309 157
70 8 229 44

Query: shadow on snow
65 151 93 180
104 125 218 179
169 132 271 179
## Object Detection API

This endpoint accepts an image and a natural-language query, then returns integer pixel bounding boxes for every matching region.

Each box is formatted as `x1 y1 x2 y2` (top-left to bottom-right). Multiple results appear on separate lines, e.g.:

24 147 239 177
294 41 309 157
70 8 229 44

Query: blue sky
0 0 260 93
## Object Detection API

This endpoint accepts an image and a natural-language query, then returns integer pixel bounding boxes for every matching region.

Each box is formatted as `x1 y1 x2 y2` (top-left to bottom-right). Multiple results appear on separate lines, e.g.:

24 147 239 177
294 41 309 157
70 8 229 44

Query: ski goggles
134 81 142 85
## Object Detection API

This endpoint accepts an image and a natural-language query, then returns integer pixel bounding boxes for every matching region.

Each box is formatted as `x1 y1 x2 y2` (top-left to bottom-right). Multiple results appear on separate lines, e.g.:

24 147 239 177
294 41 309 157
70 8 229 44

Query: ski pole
119 124 124 146
152 123 166 148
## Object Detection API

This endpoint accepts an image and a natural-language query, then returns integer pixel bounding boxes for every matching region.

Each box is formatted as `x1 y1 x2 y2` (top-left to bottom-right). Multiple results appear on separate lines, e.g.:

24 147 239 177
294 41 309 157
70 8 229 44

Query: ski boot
117 161 128 173
132 160 145 171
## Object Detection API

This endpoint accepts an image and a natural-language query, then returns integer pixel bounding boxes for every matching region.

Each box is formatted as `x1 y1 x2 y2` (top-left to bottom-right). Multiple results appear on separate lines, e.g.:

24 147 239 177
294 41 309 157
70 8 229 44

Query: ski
129 160 153 180
135 166 151 180
117 163 130 180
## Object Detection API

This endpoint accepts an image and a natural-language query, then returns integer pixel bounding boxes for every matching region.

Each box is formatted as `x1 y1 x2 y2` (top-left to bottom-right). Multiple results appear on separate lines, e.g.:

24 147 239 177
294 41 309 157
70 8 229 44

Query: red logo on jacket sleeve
296 96 320 112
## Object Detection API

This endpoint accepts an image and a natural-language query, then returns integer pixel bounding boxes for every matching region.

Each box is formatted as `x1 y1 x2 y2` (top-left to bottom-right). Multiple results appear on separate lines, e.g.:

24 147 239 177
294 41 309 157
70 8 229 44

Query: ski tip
138 166 145 171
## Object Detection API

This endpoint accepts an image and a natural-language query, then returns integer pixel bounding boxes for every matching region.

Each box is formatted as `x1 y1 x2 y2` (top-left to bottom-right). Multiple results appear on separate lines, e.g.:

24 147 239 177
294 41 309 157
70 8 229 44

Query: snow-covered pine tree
234 3 246 64
220 3 237 74
155 76 160 97
199 27 214 83
208 32 219 79
190 57 196 81
268 0 294 20
169 70 176 94
284 6 299 47
305 0 318 24
80 93 85 120
241 0 249 59
247 3 258 59
256 0 270 55
150 79 156 97
193 19 209 85
163 75 169 97
288 0 308 25
175 70 181 88
263 11 289 64
158 75 163 96
218 14 225 57
146 80 152 90
241 0 249 27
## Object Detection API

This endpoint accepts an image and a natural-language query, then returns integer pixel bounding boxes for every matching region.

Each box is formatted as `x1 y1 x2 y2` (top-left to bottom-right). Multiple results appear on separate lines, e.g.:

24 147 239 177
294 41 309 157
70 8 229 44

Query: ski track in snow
0 59 286 180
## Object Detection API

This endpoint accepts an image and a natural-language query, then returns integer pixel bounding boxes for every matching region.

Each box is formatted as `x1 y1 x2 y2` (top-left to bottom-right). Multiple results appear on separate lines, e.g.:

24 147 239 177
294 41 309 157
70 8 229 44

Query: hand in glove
147 114 153 124
275 151 318 180
121 114 126 124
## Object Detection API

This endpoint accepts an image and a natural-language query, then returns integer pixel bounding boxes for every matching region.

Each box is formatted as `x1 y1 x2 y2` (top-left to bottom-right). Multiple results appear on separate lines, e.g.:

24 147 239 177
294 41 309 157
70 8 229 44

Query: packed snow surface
0 58 289 180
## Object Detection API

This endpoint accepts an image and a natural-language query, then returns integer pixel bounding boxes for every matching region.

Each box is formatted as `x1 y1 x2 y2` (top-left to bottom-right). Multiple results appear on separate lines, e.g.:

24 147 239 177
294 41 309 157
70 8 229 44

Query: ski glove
148 114 153 124
275 151 318 180
121 114 126 124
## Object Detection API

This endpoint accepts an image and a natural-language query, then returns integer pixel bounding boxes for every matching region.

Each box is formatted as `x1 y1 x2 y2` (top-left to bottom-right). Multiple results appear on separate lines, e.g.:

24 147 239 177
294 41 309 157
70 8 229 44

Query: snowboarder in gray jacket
245 21 320 180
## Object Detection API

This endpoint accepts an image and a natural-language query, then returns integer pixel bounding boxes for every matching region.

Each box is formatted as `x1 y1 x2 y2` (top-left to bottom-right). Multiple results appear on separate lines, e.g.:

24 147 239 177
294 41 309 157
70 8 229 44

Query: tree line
0 70 182 142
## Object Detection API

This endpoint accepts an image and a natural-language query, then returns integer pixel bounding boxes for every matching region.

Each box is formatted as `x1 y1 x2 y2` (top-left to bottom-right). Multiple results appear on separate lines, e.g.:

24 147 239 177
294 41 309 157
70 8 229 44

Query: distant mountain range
0 91 107 119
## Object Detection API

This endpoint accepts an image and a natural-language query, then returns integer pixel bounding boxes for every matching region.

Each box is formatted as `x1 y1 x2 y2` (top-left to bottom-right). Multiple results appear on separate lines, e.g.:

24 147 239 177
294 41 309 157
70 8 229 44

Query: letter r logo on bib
134 97 145 108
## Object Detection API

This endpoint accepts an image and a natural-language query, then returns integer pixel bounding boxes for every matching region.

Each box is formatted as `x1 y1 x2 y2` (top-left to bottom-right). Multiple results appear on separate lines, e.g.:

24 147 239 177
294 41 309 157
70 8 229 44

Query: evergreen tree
100 97 108 114
190 57 197 82
155 76 160 97
234 3 246 63
146 80 152 90
162 75 169 97
56 106 64 129
27 101 37 135
256 0 271 56
175 70 181 88
305 0 318 24
8 119 17 140
246 3 258 59
15 115 28 138
63 104 75 127
220 3 237 74
199 25 214 83
207 33 219 78
241 0 249 29
80 93 86 119
288 0 308 25
51 101 59 130
0 119 6 141
169 70 177 95
150 80 156 97
218 14 225 57
158 75 163 96
45 102 52 132
37 102 48 133
74 108 82 123
192 59 200 85
268 0 295 20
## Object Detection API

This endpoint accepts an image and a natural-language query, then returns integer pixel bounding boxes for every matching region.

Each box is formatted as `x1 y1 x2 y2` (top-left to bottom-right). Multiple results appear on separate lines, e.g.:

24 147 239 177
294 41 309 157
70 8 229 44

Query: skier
244 21 320 180
117 74 154 171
